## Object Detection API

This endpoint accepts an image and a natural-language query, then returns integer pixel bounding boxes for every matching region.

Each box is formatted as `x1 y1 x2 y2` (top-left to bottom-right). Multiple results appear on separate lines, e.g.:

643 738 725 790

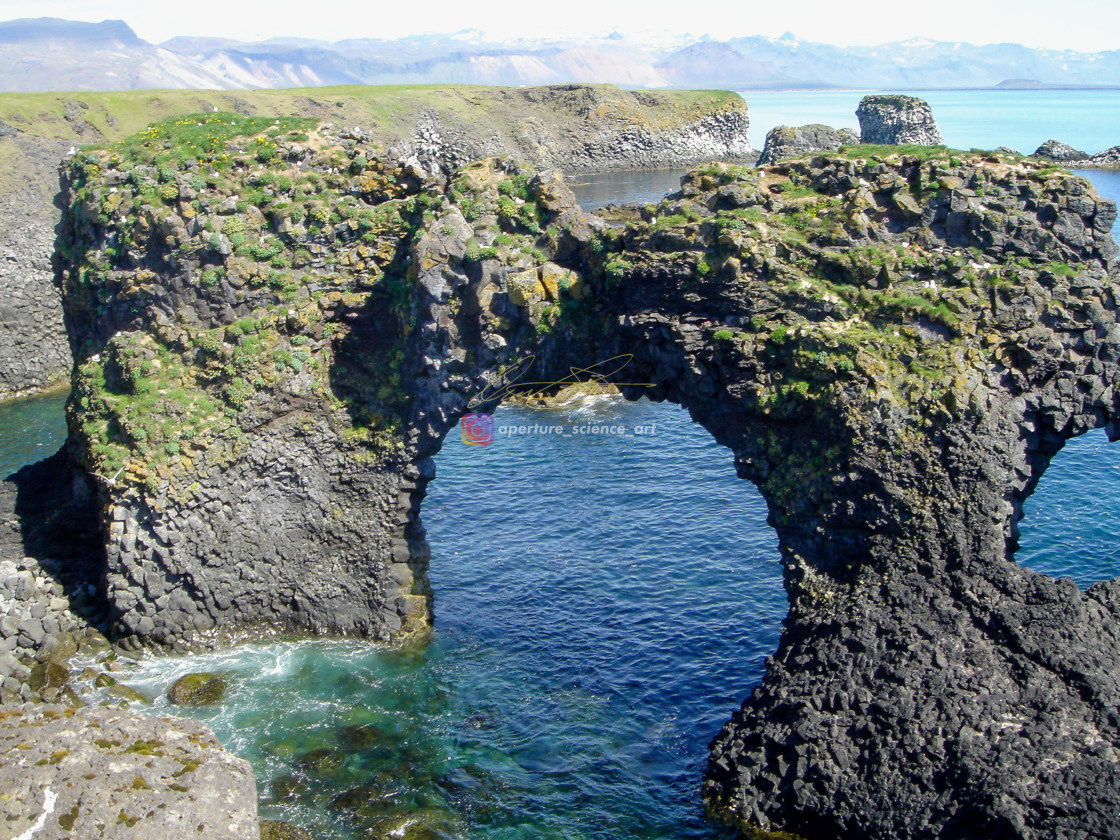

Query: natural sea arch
55 142 1120 839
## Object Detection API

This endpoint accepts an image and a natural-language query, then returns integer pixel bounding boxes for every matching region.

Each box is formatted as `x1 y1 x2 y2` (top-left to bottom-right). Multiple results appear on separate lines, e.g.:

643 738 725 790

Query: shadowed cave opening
1015 428 1120 588
413 394 786 838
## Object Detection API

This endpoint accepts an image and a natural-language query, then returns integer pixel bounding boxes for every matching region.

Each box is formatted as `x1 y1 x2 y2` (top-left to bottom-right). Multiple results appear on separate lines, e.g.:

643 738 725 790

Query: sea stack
856 94 943 145
757 124 859 165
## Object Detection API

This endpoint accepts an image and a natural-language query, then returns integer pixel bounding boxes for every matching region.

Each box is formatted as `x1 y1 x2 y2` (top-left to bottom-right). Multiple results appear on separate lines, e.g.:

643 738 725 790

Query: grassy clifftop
0 84 744 147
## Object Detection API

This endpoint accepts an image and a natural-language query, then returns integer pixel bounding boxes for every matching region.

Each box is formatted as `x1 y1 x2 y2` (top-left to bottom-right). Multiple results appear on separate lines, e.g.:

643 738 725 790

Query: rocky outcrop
0 85 752 403
51 115 1120 839
1089 145 1120 166
0 703 259 839
0 450 111 703
856 94 943 145
757 124 860 165
1046 144 1120 169
757 124 858 165
0 555 89 702
1033 138 1089 161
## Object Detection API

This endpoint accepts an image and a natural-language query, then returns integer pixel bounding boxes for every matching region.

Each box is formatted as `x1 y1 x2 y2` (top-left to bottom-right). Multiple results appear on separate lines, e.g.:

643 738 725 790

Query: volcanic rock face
398 87 754 176
757 124 859 165
0 132 73 398
54 118 1120 839
857 94 944 145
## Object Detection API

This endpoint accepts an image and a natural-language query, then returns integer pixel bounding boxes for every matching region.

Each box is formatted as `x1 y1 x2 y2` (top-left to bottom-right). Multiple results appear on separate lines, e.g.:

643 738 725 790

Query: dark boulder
168 672 228 706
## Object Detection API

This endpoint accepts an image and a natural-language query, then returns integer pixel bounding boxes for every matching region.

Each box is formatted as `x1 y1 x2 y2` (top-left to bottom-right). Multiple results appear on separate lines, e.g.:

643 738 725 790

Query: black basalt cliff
52 117 1120 839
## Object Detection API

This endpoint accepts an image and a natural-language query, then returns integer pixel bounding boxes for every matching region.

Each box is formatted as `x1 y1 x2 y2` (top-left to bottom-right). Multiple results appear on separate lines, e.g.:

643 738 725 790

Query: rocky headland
29 98 1120 840
758 95 940 168
1033 138 1090 162
0 83 752 401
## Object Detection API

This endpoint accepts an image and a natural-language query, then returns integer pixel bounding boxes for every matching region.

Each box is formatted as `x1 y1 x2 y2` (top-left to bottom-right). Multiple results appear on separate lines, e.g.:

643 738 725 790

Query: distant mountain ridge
0 17 140 45
1 17 1118 92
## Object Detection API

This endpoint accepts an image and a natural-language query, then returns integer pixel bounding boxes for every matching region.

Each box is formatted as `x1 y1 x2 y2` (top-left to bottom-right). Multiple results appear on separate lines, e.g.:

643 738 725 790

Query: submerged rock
168 672 228 706
269 773 309 801
856 94 943 145
259 820 313 840
292 746 346 776
757 123 859 164
337 722 384 749
362 807 464 840
328 768 409 817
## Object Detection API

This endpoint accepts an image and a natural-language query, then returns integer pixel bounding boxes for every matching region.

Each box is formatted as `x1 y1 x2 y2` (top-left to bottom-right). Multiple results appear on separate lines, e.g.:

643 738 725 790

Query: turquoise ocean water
2 88 1119 838
0 388 68 481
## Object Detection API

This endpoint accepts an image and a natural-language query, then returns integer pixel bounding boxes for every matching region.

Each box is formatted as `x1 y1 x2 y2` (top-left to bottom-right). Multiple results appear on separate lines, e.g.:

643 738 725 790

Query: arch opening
412 394 785 839
1015 427 1120 588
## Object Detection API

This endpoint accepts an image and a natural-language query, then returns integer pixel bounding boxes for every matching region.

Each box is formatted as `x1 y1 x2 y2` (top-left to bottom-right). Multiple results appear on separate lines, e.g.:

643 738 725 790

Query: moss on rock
259 820 313 840
167 672 228 706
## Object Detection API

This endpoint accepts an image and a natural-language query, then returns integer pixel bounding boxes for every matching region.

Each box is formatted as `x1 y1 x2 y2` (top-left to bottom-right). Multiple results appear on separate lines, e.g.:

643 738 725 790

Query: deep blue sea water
1018 430 1120 587
1 96 1119 837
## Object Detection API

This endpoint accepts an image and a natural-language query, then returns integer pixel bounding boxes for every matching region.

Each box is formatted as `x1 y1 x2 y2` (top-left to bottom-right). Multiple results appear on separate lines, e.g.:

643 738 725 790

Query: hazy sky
1 0 1118 52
